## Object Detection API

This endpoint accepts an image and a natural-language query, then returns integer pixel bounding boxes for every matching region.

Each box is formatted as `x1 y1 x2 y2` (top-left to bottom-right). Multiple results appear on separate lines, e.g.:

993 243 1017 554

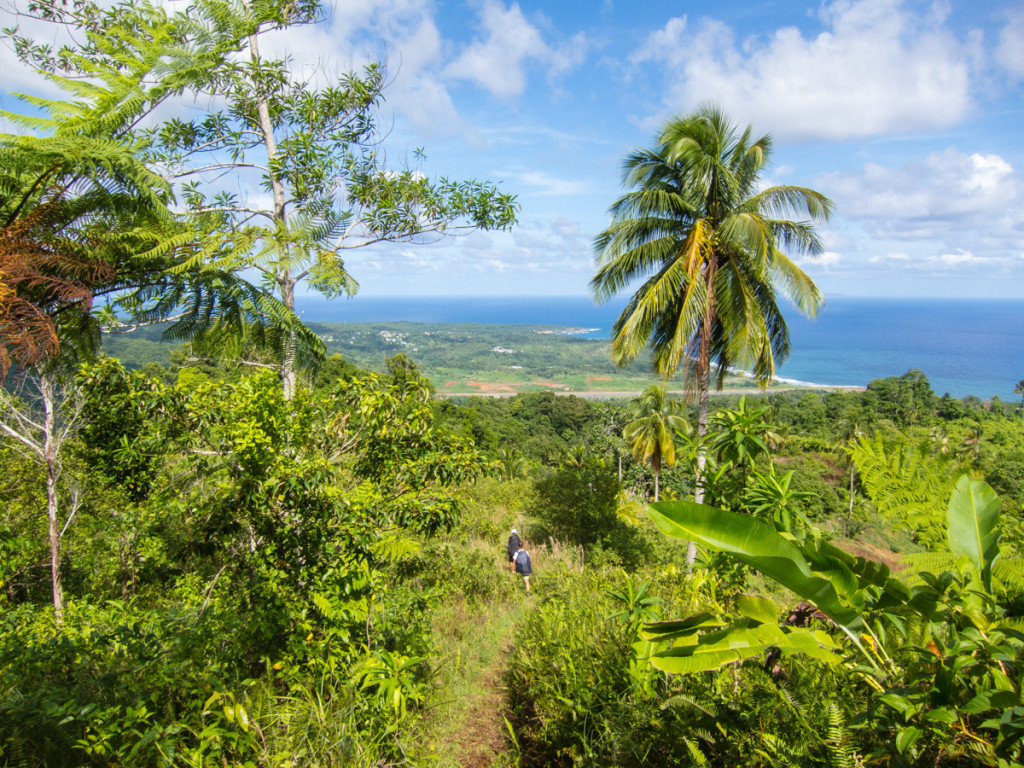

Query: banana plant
643 476 1024 765
605 574 664 696
643 491 912 669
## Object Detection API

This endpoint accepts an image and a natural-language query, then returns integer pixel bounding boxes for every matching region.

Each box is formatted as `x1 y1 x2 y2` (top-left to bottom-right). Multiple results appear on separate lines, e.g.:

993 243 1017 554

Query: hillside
100 320 863 397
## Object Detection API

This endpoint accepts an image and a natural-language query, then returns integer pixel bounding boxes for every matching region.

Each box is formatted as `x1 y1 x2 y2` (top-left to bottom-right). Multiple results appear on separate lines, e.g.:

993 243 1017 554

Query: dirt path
448 633 515 767
424 595 530 768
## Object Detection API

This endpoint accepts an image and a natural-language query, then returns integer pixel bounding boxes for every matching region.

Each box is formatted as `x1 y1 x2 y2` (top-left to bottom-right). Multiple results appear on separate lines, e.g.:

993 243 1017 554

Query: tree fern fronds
775 681 800 716
689 727 718 746
850 433 967 545
899 552 1024 599
683 737 711 766
898 551 957 583
660 693 718 720
824 703 859 768
755 731 802 764
993 558 1024 596
117 269 325 371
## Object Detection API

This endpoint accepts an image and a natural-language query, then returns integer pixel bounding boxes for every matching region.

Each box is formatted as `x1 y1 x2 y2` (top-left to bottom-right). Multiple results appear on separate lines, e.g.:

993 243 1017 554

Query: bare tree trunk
41 376 64 622
689 352 709 565
847 465 856 519
278 272 297 400
0 370 81 623
248 30 298 399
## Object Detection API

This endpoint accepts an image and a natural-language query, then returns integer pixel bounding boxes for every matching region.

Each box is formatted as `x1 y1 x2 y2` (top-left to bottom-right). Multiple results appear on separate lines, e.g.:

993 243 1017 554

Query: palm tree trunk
692 250 717 506
654 468 660 502
847 464 856 519
687 252 717 566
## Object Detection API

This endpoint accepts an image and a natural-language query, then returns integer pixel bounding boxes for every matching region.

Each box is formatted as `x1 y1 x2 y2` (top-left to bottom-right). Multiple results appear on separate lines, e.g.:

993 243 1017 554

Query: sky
4 0 1024 300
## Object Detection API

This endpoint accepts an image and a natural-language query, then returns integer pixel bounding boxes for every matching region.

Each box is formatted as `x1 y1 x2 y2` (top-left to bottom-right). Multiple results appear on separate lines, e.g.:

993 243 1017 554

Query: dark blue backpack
514 549 532 575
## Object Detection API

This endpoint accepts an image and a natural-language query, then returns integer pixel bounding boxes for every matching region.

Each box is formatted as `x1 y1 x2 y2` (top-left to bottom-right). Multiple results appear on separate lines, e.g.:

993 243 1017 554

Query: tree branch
167 162 269 179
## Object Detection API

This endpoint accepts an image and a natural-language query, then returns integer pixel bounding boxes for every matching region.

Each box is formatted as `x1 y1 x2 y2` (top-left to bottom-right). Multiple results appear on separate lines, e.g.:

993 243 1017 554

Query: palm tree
1015 380 1024 421
495 447 527 481
563 443 589 470
959 425 984 465
591 104 831 504
624 385 691 501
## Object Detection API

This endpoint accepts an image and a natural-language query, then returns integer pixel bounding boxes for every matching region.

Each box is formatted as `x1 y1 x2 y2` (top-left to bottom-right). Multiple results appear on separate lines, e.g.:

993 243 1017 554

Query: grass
414 560 527 768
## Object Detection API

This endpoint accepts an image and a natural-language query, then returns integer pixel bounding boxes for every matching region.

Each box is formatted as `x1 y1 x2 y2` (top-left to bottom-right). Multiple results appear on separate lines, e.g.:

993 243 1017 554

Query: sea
293 295 1024 401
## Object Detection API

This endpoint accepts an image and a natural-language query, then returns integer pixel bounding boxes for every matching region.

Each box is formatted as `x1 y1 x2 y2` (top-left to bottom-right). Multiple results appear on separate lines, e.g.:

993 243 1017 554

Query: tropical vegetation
3 3 1024 766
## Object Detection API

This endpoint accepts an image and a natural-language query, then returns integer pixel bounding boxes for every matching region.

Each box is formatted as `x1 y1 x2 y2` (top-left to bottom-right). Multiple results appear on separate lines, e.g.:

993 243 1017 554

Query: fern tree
0 53 180 619
848 432 968 547
3 0 326 365
2 0 313 618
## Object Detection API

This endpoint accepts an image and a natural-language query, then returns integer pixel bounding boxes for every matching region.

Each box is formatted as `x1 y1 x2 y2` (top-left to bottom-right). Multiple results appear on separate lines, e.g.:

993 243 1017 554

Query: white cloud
444 0 587 97
997 10 1024 78
247 0 467 137
818 148 1024 275
868 252 911 263
631 0 974 141
928 250 992 266
550 216 581 236
497 169 590 196
821 148 1023 241
804 251 842 267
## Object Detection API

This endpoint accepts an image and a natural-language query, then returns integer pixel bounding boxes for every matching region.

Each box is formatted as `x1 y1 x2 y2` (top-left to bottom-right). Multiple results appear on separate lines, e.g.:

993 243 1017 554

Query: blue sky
5 0 1024 300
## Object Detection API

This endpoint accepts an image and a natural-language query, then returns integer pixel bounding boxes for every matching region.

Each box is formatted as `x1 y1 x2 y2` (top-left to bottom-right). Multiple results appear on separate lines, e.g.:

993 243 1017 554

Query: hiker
513 545 532 595
506 528 521 571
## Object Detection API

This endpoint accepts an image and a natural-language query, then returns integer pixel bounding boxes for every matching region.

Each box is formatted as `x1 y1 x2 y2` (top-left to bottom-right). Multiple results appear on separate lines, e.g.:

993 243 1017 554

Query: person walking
513 545 532 595
506 528 521 572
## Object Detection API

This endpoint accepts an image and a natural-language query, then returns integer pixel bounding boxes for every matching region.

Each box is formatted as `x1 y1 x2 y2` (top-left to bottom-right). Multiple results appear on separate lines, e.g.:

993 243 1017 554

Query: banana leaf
649 500 868 641
650 622 840 674
947 476 1001 593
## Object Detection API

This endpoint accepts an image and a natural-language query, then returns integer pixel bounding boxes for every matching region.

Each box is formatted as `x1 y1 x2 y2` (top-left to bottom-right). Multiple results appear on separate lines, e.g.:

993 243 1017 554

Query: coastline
295 296 1024 400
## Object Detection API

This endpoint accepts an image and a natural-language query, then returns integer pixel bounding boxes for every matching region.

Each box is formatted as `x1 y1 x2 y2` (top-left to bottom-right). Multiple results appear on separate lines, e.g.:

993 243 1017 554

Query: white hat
511 528 517 534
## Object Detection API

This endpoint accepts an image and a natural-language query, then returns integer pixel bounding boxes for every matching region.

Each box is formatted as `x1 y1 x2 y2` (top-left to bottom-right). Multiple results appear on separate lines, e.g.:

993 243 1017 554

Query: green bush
504 566 864 767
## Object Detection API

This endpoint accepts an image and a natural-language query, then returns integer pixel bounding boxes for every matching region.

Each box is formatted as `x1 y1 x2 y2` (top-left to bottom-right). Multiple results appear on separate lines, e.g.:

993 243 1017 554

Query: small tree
833 416 866 519
624 384 690 502
149 0 518 396
708 396 773 494
0 367 84 620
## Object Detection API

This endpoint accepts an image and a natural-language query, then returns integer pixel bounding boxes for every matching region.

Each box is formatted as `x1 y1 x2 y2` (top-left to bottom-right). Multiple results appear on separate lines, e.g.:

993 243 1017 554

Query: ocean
293 295 1024 400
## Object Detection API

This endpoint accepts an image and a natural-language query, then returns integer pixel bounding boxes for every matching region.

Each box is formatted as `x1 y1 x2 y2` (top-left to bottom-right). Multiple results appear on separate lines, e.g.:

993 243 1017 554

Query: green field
313 321 860 395
100 320 859 397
